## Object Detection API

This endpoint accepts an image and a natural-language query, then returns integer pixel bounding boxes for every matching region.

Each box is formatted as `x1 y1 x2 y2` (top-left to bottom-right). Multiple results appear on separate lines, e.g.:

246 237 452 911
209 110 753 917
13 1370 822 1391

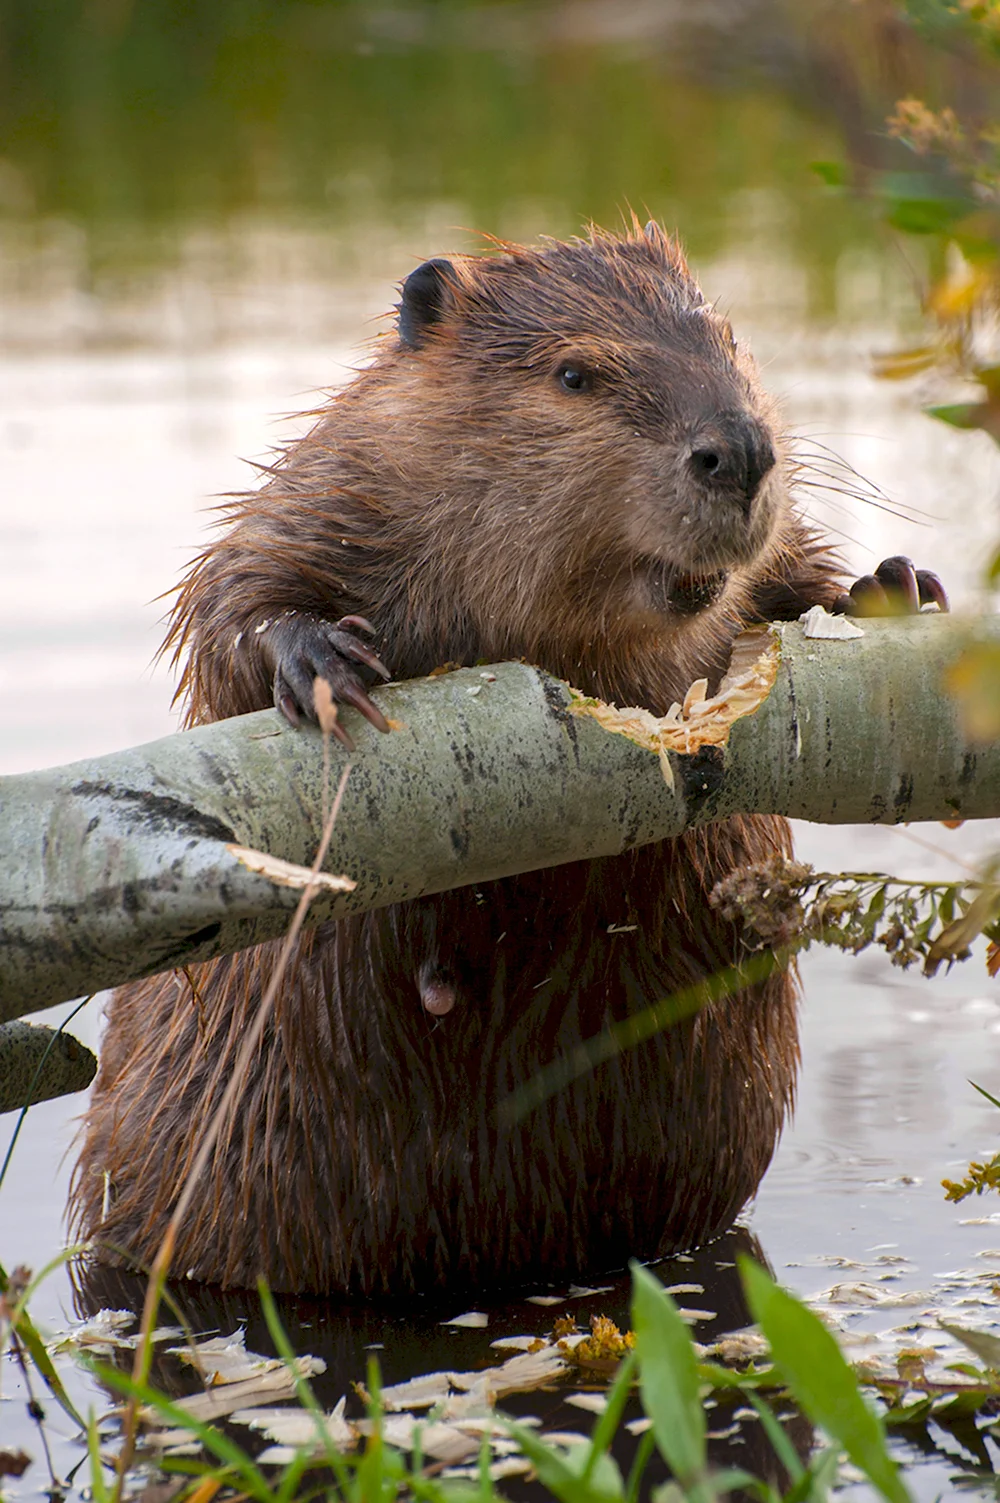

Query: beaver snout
687 411 776 515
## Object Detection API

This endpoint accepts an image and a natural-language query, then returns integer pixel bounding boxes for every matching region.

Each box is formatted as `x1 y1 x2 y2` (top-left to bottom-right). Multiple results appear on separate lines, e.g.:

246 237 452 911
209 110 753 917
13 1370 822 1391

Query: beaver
70 222 942 1296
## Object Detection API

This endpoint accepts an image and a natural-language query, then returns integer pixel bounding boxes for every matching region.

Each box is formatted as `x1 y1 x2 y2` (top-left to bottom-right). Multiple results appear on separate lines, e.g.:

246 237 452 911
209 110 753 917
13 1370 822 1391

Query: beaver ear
398 258 456 348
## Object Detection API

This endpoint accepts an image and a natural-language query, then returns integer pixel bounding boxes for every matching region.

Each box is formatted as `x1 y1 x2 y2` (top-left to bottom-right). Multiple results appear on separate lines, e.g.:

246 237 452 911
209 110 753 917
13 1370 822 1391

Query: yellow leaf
945 642 1000 742
926 886 1000 968
871 347 939 381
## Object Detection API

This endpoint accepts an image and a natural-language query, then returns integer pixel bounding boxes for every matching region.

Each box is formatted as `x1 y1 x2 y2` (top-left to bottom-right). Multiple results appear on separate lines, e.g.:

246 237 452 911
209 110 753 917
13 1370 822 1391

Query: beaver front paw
264 612 392 746
832 556 949 618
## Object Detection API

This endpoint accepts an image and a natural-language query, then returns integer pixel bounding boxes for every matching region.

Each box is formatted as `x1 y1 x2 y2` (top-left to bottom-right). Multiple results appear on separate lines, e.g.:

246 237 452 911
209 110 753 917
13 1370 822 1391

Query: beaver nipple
421 983 457 1016
418 967 457 1016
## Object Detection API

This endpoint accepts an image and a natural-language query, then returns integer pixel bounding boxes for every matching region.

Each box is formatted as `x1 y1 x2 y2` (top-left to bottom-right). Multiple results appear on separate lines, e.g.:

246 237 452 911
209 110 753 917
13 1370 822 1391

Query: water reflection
71 1230 810 1501
1 0 961 272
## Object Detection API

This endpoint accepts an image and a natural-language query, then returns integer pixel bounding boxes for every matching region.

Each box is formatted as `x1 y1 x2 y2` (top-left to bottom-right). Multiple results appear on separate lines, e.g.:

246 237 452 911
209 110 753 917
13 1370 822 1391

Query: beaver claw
265 613 391 747
832 556 949 618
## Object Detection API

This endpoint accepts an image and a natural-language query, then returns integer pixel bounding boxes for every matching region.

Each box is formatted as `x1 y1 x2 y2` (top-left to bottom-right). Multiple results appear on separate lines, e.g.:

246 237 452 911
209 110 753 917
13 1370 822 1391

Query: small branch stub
0 1022 97 1115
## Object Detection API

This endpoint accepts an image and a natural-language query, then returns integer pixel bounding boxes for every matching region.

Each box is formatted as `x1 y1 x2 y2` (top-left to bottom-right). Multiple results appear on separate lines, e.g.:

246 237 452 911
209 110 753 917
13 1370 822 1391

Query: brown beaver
70 222 937 1296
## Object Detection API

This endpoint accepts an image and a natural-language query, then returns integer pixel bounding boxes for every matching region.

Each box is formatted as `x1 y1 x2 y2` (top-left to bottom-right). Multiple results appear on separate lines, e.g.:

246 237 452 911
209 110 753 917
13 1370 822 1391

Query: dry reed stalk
114 695 351 1496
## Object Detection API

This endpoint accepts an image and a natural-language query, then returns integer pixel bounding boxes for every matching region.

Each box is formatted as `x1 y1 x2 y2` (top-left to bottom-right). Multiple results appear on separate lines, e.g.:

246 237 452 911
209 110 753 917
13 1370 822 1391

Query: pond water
4 3 1000 1497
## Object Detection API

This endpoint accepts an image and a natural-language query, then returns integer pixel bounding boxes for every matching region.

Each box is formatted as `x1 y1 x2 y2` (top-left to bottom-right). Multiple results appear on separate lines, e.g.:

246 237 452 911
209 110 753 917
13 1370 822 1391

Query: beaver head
343 221 788 679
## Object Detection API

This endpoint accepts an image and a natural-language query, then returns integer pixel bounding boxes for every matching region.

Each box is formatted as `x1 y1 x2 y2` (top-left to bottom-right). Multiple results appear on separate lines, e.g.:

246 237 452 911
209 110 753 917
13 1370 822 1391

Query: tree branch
1 616 997 1049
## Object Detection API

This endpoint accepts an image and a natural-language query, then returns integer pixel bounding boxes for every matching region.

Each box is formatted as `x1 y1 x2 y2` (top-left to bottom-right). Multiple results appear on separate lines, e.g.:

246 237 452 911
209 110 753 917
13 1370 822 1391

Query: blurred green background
1 0 995 324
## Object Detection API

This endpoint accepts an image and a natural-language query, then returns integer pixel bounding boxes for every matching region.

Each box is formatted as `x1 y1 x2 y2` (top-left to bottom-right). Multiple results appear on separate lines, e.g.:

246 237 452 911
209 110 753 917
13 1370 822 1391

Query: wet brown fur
71 224 845 1295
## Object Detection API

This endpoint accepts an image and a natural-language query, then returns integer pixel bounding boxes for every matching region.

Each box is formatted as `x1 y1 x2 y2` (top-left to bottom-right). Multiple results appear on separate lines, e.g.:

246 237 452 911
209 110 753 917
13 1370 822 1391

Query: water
4 2 1000 1495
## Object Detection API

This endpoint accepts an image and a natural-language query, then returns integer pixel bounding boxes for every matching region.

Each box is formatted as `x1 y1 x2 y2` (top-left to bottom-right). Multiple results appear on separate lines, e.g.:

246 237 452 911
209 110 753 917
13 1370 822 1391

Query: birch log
1 616 999 1042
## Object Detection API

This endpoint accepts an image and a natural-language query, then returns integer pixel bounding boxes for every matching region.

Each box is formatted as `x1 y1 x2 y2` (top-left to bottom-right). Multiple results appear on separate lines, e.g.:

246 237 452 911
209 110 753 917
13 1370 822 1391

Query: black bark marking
894 772 914 820
539 673 580 761
70 782 236 843
679 745 725 805
155 923 224 967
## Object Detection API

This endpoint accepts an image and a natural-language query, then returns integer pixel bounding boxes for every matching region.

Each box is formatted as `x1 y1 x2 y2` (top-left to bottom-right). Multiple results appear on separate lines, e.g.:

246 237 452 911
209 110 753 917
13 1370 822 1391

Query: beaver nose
689 413 776 514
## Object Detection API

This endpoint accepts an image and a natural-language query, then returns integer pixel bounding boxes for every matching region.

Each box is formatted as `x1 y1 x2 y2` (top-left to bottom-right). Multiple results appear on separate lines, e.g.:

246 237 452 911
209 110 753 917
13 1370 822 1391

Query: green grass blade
583 1350 638 1482
740 1259 911 1503
257 1278 349 1484
273 1447 316 1503
0 994 94 1193
741 1390 804 1484
629 1262 706 1492
624 1427 656 1503
708 1468 768 1498
86 1409 114 1503
970 1080 1000 1112
504 1421 624 1503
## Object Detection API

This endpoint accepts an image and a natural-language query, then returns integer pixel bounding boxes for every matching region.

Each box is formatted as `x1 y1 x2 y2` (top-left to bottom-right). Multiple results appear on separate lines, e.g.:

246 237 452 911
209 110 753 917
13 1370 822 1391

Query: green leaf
697 1358 768 1389
0 1262 85 1431
740 1259 912 1503
939 1320 1000 1369
629 1262 706 1491
976 365 1000 399
945 643 1000 741
802 1445 842 1498
811 160 848 188
705 1469 760 1495
650 1486 687 1503
865 887 887 925
934 1387 995 1421
86 1409 114 1503
888 198 965 234
882 1396 933 1428
925 402 990 430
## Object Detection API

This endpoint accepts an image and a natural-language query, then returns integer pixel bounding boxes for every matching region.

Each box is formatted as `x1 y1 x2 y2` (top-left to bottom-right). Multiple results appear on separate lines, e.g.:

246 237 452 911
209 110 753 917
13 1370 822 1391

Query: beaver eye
556 363 592 393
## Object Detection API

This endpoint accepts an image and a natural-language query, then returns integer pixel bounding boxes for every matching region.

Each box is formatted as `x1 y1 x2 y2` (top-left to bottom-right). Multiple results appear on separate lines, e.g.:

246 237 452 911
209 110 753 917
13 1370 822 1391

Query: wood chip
146 1358 326 1424
440 1311 489 1328
380 1371 458 1411
229 845 356 893
799 604 864 640
231 1396 355 1450
565 1393 608 1414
